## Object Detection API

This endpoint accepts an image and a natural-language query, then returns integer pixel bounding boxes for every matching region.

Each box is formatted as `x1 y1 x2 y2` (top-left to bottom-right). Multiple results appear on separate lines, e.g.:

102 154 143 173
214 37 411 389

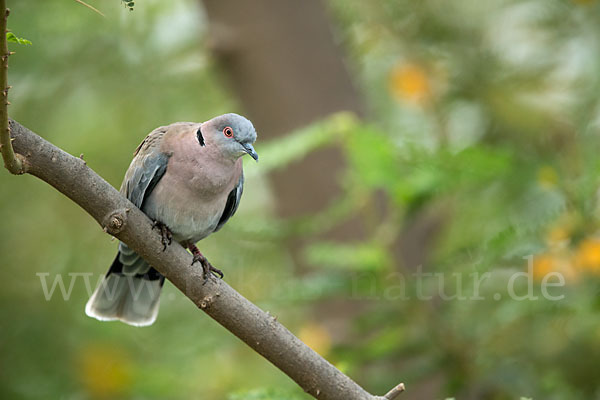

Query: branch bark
0 1 24 174
9 119 403 399
383 383 406 399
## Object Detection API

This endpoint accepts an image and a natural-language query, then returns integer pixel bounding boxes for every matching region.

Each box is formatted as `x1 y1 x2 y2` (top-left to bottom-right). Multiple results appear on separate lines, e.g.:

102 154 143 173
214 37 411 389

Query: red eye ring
223 126 234 138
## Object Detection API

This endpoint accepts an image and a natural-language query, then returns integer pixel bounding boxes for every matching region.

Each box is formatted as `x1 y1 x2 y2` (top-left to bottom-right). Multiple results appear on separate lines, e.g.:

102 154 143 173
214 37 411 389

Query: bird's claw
152 220 172 251
191 253 224 285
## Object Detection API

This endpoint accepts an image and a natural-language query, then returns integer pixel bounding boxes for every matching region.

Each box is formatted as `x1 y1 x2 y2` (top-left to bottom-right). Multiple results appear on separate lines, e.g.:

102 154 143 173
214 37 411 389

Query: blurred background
1 0 600 399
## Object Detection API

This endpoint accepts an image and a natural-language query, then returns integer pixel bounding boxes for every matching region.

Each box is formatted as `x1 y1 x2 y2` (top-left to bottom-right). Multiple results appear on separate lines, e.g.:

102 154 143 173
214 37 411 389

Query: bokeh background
1 0 600 399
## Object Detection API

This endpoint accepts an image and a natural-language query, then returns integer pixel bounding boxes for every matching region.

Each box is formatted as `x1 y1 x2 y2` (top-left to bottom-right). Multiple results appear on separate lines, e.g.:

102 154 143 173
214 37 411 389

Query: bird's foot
192 254 224 285
188 243 224 284
152 220 172 251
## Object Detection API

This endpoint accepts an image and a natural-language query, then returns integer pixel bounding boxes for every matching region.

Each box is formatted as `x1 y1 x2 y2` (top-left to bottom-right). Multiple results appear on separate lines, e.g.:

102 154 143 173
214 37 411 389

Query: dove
85 113 258 326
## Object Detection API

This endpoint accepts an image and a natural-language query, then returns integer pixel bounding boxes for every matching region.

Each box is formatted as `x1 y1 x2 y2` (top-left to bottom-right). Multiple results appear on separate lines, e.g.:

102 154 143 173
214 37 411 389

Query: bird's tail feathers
85 254 164 327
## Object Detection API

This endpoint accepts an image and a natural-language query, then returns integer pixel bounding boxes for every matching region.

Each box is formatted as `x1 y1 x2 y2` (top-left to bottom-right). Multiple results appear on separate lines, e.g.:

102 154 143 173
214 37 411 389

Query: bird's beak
243 143 259 161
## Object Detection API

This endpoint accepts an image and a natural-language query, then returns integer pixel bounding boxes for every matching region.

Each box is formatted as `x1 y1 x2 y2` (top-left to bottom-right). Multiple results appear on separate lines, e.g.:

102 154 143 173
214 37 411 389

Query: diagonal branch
8 119 404 399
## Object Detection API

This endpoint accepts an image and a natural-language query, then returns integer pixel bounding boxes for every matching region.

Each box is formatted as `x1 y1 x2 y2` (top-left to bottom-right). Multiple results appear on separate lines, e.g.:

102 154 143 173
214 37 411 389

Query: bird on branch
85 113 258 326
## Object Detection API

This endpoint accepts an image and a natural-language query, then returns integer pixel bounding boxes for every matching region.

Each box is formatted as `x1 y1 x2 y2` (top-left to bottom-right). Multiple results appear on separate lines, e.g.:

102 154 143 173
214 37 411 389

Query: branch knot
103 210 127 235
199 295 213 310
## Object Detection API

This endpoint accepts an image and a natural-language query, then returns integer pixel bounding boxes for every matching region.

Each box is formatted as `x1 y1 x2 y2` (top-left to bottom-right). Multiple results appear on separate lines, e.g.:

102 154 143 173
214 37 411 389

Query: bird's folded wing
121 128 171 209
214 172 244 232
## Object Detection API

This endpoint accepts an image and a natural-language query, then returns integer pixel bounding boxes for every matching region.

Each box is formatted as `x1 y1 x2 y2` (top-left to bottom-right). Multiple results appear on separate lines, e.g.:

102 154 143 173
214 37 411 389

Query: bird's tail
85 252 165 327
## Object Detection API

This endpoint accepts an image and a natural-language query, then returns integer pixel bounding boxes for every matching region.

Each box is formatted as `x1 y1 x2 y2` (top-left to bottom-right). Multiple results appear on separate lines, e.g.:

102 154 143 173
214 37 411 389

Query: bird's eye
223 126 234 138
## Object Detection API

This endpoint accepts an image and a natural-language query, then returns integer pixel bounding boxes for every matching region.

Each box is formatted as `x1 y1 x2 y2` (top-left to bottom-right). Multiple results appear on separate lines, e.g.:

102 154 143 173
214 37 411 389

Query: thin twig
0 0 23 174
73 0 105 17
383 383 405 399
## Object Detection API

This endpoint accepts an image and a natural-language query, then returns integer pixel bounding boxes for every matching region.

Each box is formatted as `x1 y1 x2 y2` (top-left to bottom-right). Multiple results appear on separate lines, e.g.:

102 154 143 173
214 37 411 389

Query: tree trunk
201 0 364 219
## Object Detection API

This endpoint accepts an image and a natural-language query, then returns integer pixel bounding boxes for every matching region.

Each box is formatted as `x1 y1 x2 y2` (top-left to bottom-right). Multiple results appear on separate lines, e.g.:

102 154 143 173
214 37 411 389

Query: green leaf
245 111 359 177
121 0 135 10
344 124 401 189
6 32 32 46
304 241 392 271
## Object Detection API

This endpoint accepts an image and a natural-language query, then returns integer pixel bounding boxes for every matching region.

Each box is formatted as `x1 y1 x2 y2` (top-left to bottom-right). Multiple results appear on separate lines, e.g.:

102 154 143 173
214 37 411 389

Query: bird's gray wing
214 172 244 232
121 127 170 209
118 128 170 276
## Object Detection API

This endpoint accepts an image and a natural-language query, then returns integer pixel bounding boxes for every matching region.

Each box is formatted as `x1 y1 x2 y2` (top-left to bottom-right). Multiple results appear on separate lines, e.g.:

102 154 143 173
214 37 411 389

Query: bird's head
199 113 258 162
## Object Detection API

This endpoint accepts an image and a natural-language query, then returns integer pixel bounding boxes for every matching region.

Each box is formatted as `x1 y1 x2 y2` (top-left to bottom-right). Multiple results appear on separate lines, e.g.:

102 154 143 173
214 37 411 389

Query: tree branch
73 0 105 17
8 119 404 399
383 383 406 399
0 1 24 174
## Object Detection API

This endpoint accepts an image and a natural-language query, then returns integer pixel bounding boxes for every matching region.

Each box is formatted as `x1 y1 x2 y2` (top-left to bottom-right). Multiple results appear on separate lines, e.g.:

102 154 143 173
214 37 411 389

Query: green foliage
2 0 600 400
121 0 135 11
6 32 31 45
247 112 358 176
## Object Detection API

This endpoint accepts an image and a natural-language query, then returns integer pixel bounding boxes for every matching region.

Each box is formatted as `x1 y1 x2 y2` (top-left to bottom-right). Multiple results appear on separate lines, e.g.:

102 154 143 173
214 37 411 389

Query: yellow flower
389 63 431 104
77 344 132 398
533 253 577 282
298 322 331 357
533 254 554 281
574 238 600 274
